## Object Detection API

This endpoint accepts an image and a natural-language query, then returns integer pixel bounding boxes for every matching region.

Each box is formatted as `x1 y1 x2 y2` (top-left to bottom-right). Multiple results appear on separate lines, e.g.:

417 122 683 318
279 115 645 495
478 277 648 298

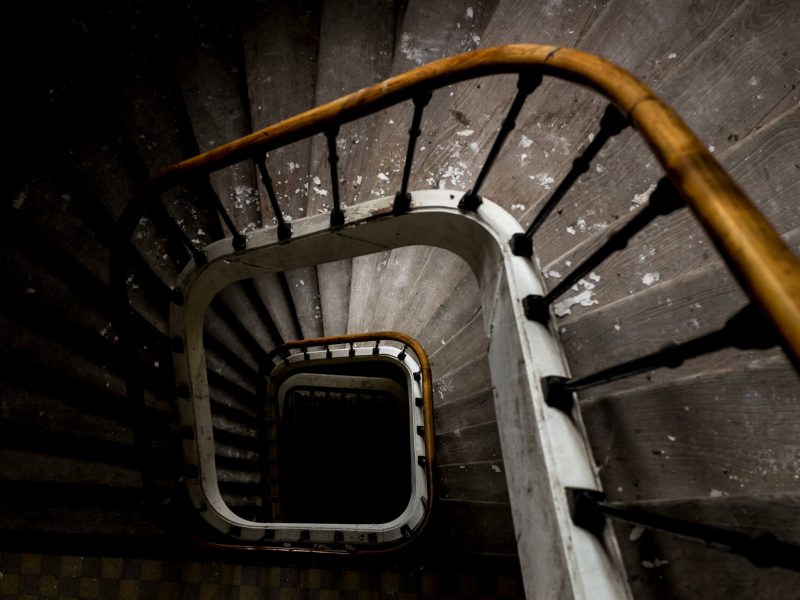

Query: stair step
439 462 509 503
437 499 516 556
581 360 800 501
437 420 502 466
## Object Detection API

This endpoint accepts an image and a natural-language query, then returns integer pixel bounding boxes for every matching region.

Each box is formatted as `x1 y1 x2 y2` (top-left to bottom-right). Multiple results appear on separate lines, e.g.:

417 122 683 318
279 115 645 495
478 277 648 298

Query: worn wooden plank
308 0 397 336
531 0 795 268
557 226 798 379
581 360 800 501
543 104 800 327
429 310 489 378
243 1 323 340
251 272 302 342
435 388 496 435
434 353 493 408
621 527 800 599
347 0 497 336
437 499 517 555
437 421 502 466
170 1 262 231
414 270 481 352
439 462 510 503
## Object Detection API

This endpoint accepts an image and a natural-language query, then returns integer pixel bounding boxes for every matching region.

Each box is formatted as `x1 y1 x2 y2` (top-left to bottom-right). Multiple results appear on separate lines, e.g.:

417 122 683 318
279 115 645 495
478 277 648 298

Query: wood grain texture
620 526 800 599
437 420 502 466
581 359 800 501
557 226 798 379
309 0 397 336
439 461 510 503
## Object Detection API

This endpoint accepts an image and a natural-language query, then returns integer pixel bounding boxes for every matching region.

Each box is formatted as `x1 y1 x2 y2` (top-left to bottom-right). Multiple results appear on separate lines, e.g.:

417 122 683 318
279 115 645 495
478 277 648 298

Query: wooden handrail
138 44 799 369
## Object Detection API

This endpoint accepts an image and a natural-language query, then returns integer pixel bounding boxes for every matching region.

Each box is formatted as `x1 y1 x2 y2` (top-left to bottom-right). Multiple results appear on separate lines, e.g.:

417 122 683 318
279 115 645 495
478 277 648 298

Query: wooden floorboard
581 360 800 501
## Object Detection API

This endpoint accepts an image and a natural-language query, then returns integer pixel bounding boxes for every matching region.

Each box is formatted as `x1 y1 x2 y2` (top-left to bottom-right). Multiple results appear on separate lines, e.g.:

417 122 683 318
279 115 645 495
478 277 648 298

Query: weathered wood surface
170 2 262 232
621 527 800 599
437 421 502 466
435 388 496 435
439 461 510 503
434 353 493 408
557 228 796 378
581 358 800 501
545 103 800 334
309 0 397 336
429 309 489 377
437 499 516 555
243 0 323 340
347 0 496 335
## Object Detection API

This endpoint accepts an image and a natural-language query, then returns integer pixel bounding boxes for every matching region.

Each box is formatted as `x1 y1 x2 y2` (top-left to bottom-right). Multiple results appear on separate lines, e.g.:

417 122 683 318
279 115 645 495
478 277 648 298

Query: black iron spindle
394 92 432 215
256 157 292 241
567 488 800 572
459 72 542 211
523 178 683 323
542 305 778 412
205 185 246 250
511 104 629 257
326 125 345 227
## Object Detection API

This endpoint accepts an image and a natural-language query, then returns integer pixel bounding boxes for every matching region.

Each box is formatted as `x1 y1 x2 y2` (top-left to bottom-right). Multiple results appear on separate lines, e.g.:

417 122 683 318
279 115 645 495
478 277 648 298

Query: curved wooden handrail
134 44 799 368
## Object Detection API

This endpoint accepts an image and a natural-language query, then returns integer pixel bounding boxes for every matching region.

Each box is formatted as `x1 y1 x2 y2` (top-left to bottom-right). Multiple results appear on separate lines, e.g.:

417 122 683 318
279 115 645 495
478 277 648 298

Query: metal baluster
541 305 778 413
326 125 345 227
256 157 292 241
459 72 542 211
511 104 629 257
205 184 246 250
394 92 432 215
523 178 683 323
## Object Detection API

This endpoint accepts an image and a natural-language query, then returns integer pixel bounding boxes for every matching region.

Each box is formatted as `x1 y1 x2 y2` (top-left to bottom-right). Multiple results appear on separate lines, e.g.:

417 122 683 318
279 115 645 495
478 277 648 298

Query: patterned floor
0 553 524 599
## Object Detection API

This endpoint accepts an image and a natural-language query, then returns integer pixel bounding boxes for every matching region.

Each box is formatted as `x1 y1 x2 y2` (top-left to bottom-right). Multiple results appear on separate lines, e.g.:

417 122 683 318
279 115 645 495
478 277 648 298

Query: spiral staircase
2 1 800 598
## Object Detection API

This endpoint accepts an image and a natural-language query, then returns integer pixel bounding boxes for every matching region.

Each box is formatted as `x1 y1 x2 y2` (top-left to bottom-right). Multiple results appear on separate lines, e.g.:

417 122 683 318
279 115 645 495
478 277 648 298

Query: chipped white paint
466 6 474 18
529 173 555 190
377 172 390 182
399 32 426 65
630 182 657 211
641 272 660 286
553 289 598 317
519 134 534 148
667 52 677 59
456 129 474 136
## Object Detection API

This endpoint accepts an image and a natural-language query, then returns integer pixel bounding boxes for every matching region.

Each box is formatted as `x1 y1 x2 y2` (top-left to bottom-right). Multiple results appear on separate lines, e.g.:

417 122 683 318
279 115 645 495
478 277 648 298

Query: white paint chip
629 525 645 541
519 134 533 148
641 272 660 286
510 203 525 211
313 176 321 185
553 289 597 317
667 52 677 59
630 182 657 211
377 172 390 182
491 465 501 473
466 6 474 18
456 129 474 137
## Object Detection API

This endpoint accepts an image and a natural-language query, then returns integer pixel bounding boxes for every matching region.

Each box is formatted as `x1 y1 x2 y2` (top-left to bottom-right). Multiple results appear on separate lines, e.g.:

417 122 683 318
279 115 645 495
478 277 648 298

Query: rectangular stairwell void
273 362 411 525
178 299 432 550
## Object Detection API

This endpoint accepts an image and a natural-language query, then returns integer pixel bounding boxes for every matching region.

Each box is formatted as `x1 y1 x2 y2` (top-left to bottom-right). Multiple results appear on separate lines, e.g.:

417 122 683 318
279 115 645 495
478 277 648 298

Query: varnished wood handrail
135 44 800 369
